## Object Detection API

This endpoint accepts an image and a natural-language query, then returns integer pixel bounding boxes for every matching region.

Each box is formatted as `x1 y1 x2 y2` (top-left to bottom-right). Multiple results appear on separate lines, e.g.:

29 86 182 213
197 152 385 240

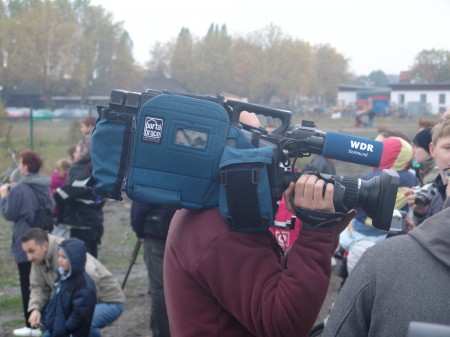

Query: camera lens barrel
333 176 360 212
415 194 430 207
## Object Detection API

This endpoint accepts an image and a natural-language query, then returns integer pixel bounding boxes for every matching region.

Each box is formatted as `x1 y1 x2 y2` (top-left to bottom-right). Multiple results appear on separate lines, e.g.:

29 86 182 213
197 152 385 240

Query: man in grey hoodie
323 198 450 337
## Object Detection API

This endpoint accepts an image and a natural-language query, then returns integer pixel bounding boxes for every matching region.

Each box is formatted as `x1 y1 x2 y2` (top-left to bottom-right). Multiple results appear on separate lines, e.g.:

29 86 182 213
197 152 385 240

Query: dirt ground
1 198 341 337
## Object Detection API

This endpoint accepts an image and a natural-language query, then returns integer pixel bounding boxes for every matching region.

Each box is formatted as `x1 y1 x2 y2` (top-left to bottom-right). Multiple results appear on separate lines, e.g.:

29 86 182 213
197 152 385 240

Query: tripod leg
122 239 142 289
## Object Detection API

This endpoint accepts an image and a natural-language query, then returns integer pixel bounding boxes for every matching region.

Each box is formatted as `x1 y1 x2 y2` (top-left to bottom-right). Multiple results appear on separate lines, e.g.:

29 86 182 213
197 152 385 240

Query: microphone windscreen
322 132 383 167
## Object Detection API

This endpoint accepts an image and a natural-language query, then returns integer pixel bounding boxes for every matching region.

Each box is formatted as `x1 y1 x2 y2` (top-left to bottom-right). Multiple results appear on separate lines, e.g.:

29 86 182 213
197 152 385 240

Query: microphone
321 132 383 167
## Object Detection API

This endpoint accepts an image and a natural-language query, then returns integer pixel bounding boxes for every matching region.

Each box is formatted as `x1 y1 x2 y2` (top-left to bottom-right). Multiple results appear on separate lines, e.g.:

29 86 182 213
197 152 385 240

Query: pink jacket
164 208 341 337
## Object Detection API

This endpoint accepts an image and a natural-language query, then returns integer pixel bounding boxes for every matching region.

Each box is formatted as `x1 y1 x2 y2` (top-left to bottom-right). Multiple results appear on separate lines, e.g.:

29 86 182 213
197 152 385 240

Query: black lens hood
371 169 399 230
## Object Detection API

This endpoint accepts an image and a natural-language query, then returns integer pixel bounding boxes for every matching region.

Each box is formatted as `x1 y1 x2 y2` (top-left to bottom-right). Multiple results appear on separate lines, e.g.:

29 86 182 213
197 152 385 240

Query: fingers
283 182 296 214
293 174 335 212
405 214 415 233
28 310 41 328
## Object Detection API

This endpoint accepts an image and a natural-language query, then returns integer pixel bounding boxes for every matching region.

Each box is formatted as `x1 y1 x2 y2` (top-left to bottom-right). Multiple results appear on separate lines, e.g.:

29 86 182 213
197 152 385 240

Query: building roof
389 83 450 91
338 84 391 92
398 71 413 83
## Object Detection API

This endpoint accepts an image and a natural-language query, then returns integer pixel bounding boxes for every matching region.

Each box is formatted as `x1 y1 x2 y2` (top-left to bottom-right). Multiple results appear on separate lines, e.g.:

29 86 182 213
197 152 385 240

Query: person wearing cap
412 127 439 186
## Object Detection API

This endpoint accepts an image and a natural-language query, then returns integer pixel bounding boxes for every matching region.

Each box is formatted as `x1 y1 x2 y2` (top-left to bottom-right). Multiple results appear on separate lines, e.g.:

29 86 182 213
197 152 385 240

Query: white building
390 83 450 116
336 85 390 112
337 83 450 117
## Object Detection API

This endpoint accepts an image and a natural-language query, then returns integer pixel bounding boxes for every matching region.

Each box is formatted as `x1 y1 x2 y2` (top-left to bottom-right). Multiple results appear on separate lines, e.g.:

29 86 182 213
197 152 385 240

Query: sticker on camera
143 117 163 143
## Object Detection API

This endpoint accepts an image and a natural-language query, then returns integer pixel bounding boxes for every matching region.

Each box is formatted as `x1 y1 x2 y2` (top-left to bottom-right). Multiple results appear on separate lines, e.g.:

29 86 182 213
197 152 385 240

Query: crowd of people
1 116 124 337
1 104 450 337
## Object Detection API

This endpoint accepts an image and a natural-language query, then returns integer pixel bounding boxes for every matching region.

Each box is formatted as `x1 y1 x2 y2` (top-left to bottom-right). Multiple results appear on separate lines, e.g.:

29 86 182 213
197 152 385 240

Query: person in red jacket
164 173 356 337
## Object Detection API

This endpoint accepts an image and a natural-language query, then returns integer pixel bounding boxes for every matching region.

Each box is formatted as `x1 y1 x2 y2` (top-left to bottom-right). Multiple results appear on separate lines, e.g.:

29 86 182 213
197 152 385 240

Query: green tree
147 41 173 78
192 23 232 94
1 0 80 104
240 24 314 105
0 0 137 105
71 0 137 97
312 44 352 105
228 37 263 101
411 49 450 83
170 28 195 92
368 70 389 87
0 0 7 100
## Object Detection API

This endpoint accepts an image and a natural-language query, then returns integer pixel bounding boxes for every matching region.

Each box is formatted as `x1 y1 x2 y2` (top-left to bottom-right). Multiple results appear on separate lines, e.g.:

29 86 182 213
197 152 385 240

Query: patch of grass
98 201 137 270
0 218 17 289
0 295 22 314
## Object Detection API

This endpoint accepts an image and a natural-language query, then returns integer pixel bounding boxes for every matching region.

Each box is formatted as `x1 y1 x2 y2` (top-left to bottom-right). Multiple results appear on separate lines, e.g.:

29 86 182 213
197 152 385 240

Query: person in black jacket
42 238 96 337
54 142 105 257
130 201 176 337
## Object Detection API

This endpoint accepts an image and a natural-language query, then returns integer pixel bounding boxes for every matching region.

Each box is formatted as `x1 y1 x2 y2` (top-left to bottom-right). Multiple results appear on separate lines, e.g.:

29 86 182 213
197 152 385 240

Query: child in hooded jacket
42 238 96 337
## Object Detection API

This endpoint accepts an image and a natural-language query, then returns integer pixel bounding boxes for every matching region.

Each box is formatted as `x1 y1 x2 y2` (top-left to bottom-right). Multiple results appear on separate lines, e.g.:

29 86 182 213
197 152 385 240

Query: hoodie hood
20 173 51 186
409 198 450 269
377 137 413 171
58 238 87 276
22 175 54 209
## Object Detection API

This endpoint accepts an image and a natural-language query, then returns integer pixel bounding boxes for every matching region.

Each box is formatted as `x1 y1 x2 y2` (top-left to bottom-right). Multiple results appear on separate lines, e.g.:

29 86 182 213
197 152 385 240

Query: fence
0 107 95 151
0 117 84 176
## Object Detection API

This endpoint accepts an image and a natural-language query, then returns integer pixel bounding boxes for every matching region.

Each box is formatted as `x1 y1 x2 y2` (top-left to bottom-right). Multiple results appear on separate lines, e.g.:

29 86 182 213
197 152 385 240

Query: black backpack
27 184 54 232
33 207 54 232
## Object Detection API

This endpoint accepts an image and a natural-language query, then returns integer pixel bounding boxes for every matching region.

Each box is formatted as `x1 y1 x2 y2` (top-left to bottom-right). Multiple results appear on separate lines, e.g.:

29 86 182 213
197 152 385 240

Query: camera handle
226 99 291 136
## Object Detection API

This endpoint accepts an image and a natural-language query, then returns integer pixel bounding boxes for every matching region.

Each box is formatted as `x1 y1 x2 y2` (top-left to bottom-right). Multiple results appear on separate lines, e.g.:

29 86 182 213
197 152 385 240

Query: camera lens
415 194 430 207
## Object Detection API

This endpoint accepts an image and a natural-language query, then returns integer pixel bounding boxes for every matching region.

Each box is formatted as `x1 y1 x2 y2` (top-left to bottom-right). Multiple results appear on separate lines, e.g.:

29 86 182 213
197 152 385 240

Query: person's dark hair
68 145 76 161
418 118 437 130
81 116 96 128
21 228 49 245
377 127 411 144
413 128 432 154
20 151 43 173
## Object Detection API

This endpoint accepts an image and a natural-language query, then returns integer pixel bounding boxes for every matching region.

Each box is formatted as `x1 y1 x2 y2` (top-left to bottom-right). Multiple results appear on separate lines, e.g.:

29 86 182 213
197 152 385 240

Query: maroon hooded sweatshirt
164 208 345 337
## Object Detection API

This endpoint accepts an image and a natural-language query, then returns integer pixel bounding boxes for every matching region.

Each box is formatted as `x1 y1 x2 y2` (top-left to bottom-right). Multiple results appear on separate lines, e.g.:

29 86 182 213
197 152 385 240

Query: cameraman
406 115 450 225
164 173 356 337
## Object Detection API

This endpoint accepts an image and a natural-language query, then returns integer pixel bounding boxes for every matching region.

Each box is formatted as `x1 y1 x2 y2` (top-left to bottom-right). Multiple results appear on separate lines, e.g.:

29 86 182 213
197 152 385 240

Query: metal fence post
29 108 34 150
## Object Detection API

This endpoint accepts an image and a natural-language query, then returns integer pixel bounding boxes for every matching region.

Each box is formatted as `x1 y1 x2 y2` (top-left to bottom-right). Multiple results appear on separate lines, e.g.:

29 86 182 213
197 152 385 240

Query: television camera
90 90 399 232
224 98 399 231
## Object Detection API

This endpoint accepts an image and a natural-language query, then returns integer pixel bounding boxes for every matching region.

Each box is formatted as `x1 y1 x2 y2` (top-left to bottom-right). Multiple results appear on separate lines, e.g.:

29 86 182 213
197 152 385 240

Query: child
42 238 96 337
50 159 71 221
77 116 96 163
50 159 70 195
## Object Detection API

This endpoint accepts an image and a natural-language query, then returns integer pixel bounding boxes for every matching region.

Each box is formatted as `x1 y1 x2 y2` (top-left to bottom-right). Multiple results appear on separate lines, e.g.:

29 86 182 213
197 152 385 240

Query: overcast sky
90 0 449 76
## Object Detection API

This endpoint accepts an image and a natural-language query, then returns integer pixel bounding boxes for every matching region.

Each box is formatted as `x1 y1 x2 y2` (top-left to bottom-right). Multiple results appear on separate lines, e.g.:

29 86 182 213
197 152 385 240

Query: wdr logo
143 117 163 143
